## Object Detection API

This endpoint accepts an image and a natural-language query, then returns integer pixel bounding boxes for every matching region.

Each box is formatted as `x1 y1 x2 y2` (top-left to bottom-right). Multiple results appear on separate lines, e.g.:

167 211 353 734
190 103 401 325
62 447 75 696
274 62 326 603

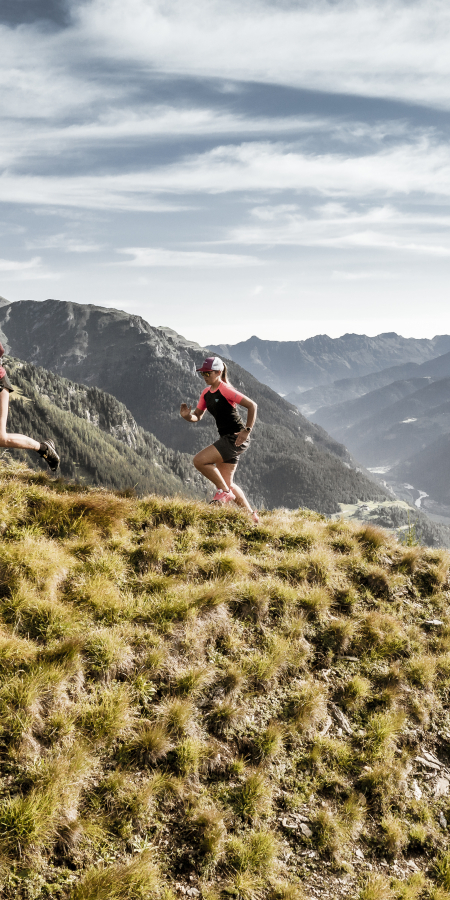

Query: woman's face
201 369 220 384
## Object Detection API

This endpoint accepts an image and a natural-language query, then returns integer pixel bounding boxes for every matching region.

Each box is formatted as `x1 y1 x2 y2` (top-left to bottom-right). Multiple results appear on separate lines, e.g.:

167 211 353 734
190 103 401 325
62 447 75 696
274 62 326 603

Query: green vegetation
1 461 450 900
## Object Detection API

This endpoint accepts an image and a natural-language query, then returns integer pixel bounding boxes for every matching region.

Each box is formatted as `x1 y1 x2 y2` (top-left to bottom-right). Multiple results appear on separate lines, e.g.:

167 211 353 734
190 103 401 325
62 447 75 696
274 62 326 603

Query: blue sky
1 0 450 345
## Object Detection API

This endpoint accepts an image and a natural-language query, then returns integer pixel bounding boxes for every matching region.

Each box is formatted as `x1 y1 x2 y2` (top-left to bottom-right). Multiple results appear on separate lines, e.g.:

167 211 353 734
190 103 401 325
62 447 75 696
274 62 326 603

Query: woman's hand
235 429 249 447
180 403 192 420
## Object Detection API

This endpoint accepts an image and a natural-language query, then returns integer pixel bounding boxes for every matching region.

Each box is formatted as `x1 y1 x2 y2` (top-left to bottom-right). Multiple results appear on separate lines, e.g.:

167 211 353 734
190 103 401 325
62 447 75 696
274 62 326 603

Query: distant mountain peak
157 326 205 352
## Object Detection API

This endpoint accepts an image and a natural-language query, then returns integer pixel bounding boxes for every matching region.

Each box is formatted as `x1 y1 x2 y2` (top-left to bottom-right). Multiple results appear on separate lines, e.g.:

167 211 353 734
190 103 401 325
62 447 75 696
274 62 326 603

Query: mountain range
208 333 450 395
295 350 450 520
0 299 388 514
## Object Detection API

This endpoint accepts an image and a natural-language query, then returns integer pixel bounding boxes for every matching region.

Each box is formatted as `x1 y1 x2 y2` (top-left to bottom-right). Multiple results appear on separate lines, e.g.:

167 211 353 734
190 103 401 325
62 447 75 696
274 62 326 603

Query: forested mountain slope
1 466 450 900
208 333 450 395
0 300 389 514
5 358 204 498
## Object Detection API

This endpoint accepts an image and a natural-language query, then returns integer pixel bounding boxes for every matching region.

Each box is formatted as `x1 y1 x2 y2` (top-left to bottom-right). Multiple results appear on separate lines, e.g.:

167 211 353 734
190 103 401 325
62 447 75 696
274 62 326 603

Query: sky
1 0 450 346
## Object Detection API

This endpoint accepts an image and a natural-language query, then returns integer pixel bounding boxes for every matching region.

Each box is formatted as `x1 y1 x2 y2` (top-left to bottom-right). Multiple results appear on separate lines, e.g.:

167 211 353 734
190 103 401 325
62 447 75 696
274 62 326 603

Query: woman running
180 356 259 523
0 343 60 471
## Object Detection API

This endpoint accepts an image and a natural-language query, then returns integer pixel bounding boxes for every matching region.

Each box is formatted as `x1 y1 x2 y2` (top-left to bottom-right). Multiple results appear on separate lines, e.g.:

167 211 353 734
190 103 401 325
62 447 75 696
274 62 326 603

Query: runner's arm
180 404 205 423
235 395 257 446
239 395 257 430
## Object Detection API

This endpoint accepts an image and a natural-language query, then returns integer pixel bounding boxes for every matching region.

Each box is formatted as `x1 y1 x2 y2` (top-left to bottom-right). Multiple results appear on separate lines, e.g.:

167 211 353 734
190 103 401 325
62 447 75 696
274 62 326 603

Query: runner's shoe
251 510 259 524
210 488 236 505
38 440 60 472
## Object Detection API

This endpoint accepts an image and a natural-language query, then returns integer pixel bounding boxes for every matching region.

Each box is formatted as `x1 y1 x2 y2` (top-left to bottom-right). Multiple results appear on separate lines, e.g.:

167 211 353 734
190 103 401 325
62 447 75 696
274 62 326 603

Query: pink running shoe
251 510 259 524
210 489 236 505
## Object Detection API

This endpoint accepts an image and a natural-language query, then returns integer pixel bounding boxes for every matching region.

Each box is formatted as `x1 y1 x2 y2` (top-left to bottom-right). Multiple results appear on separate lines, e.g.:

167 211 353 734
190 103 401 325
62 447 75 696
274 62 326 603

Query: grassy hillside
1 462 450 900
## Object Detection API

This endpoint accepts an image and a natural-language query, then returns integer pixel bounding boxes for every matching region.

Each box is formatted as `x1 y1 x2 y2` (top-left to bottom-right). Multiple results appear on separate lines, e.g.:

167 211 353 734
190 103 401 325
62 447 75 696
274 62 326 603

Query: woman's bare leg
193 445 231 492
217 461 253 513
0 390 40 451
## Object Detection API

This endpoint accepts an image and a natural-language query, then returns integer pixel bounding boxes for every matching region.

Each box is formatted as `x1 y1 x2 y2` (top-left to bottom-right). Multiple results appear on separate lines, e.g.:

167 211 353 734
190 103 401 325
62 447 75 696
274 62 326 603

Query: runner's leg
217 461 253 513
0 389 40 451
193 445 231 491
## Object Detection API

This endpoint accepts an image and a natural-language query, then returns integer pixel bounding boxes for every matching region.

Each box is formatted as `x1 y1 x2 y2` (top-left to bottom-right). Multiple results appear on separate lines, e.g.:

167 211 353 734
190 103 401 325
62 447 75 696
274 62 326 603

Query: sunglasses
201 370 213 376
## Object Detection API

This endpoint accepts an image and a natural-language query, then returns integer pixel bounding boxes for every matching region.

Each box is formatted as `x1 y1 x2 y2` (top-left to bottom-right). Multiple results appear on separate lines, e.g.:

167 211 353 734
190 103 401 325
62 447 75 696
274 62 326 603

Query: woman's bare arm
235 395 257 446
180 404 205 423
239 396 257 429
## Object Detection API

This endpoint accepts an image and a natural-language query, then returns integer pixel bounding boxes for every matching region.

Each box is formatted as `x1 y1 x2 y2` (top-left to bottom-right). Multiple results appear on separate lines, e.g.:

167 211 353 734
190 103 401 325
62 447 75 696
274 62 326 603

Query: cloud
26 233 103 252
228 201 450 255
0 173 187 212
119 247 263 267
332 270 398 281
0 255 58 281
80 0 450 110
0 24 109 121
3 135 450 212
0 256 42 271
143 138 450 197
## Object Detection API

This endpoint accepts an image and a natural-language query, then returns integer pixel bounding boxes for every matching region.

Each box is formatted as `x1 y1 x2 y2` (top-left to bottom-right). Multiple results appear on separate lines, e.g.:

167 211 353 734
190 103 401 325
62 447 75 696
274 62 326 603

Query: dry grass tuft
226 828 279 877
356 524 388 555
171 665 212 697
340 674 372 711
363 709 405 760
159 697 195 736
120 721 171 766
187 805 227 862
314 794 365 863
170 736 206 775
435 853 450 891
77 682 134 745
0 627 37 671
381 811 408 856
208 700 245 734
285 680 328 733
359 611 409 658
83 628 134 678
231 772 272 821
298 586 332 619
71 849 160 900
358 873 395 900
253 722 285 762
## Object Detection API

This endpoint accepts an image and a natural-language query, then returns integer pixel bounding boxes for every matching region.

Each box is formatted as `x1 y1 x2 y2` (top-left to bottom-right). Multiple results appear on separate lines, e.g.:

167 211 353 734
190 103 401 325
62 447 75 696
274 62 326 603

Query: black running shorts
213 433 250 464
0 372 13 394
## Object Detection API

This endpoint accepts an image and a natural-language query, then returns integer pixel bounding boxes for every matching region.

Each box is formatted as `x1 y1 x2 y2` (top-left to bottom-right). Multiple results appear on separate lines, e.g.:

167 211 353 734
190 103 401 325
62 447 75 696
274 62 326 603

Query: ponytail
221 363 229 383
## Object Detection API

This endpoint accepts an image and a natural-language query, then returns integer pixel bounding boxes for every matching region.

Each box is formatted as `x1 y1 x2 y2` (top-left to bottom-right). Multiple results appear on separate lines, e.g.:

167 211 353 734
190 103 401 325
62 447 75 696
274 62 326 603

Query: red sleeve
218 382 243 406
0 366 5 379
197 387 209 411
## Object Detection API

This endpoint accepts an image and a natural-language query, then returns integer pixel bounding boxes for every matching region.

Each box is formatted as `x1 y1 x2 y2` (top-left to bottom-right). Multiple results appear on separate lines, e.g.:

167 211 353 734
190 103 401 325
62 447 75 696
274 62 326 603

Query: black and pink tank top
197 381 245 436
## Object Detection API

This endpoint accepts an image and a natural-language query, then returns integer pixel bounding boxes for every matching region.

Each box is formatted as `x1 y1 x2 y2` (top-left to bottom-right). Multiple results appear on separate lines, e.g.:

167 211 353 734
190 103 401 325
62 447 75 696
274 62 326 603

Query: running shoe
39 439 60 472
251 510 259 524
210 488 236 505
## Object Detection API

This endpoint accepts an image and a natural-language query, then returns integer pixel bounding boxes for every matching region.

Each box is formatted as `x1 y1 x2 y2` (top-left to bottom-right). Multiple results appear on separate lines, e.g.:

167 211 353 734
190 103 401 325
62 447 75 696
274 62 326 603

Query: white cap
196 355 224 372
